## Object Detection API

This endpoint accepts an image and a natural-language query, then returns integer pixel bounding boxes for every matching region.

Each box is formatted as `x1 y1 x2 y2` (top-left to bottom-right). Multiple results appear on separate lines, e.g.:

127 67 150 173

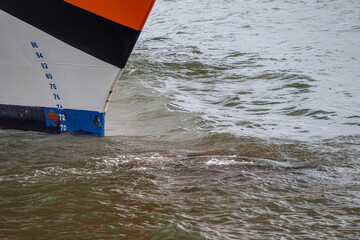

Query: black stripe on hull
0 104 48 132
0 0 140 68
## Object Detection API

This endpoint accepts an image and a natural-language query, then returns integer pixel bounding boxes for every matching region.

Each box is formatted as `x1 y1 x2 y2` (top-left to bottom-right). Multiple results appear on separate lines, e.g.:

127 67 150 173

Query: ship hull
0 0 156 135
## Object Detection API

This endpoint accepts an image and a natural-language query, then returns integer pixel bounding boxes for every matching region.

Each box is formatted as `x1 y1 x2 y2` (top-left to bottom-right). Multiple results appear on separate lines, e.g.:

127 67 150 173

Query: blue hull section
43 107 104 135
0 104 105 136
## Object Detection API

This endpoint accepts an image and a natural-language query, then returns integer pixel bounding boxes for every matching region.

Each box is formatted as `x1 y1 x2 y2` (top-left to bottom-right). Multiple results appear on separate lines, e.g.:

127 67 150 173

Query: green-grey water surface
1 0 360 239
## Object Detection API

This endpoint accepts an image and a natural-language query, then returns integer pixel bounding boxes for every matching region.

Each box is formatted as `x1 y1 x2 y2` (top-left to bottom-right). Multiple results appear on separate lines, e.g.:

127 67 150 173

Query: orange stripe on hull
64 0 156 31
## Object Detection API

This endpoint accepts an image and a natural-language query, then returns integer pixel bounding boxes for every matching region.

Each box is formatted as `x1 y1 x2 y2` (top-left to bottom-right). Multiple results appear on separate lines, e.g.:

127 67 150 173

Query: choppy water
1 0 360 239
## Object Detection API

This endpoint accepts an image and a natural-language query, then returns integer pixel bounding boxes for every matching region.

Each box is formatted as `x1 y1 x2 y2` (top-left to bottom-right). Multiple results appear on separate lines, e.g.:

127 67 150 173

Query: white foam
205 158 254 166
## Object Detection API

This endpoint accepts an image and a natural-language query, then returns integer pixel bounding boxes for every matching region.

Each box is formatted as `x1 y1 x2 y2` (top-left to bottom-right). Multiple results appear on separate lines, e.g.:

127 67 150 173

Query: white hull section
0 9 121 113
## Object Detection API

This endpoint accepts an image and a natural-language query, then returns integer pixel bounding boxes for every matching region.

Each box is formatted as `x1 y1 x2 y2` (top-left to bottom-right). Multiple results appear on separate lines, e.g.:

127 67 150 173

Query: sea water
1 0 359 239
